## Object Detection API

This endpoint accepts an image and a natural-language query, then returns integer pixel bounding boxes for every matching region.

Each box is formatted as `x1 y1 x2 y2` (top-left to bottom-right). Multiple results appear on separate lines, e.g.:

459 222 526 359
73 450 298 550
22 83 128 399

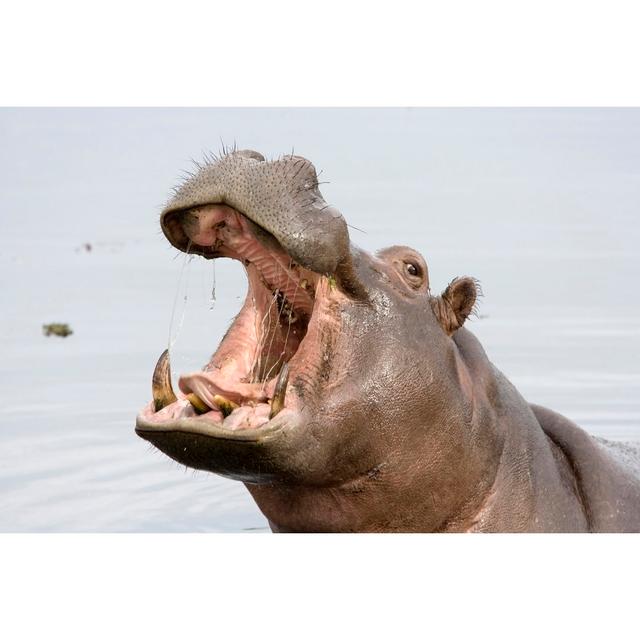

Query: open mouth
136 203 332 436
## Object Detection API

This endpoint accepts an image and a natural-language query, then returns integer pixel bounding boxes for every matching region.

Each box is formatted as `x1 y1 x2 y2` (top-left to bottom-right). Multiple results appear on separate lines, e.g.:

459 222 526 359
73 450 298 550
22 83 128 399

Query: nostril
235 149 265 162
179 211 201 239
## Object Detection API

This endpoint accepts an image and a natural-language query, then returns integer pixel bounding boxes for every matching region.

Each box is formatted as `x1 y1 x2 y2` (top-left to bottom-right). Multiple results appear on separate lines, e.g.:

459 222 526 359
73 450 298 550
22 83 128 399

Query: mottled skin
136 149 640 532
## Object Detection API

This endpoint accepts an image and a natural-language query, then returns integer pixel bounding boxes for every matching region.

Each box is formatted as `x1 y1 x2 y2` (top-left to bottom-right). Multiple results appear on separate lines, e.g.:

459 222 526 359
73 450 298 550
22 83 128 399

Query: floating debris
43 323 73 338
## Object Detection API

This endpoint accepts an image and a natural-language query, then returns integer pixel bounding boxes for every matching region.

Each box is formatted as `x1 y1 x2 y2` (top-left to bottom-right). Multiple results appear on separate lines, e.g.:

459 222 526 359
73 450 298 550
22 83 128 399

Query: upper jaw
161 205 283 262
160 150 352 276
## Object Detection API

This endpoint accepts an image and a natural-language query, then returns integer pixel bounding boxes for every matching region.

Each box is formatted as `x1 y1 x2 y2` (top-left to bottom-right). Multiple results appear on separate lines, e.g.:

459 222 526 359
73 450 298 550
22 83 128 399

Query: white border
1 535 637 639
1 1 640 105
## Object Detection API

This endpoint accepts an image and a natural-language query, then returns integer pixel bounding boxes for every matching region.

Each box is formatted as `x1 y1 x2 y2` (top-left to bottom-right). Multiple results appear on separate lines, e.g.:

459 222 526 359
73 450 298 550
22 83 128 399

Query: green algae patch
43 323 73 338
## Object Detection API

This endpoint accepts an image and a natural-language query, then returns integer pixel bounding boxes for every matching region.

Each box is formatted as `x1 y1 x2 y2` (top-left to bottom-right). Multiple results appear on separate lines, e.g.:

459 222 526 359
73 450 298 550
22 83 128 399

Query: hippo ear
431 277 480 336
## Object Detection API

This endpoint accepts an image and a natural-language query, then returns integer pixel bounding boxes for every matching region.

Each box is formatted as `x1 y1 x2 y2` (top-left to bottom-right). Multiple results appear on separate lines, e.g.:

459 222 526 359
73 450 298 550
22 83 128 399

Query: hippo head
136 149 485 532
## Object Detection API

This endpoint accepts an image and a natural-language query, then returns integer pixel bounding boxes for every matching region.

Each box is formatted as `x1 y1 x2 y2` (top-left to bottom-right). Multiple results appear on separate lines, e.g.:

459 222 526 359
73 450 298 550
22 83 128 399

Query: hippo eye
405 262 420 277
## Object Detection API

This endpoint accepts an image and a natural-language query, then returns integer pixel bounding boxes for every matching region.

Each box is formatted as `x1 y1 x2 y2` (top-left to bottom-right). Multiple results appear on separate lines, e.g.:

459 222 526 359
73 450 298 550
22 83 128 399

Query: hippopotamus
135 149 640 532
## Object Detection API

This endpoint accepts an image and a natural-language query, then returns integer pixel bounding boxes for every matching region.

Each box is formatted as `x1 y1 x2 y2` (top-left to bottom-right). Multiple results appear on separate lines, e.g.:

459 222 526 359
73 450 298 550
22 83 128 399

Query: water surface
1 108 639 531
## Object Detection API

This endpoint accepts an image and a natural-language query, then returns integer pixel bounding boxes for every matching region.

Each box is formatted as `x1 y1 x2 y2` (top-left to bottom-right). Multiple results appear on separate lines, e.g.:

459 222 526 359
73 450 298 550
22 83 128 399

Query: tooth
213 394 239 418
152 349 178 412
186 392 210 415
269 362 289 419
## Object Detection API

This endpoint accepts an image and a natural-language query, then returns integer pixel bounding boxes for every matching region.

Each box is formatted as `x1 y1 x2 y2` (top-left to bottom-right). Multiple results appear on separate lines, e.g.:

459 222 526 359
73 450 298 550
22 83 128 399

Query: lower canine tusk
269 362 289 419
152 349 178 412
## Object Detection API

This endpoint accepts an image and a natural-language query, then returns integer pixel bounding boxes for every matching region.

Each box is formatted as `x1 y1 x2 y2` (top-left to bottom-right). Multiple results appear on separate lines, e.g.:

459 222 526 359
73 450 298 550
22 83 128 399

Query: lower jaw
134 415 302 483
139 278 330 437
135 402 298 442
137 389 295 432
138 341 304 436
137 267 340 442
141 308 301 433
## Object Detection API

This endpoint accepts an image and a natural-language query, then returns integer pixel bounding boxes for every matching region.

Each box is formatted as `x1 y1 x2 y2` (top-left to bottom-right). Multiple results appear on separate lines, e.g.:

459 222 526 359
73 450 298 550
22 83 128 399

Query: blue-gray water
1 108 639 531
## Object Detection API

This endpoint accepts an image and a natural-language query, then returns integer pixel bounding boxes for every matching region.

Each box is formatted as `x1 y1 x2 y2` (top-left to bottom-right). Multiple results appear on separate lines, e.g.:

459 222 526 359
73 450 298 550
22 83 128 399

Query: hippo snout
160 149 352 277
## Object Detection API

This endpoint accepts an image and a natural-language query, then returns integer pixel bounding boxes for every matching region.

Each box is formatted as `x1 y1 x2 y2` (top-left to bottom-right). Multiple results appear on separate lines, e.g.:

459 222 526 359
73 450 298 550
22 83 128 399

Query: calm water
1 108 639 531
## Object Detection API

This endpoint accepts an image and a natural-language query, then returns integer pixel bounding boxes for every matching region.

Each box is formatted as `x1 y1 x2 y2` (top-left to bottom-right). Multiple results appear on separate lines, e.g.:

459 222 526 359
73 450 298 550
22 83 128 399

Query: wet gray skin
136 149 640 532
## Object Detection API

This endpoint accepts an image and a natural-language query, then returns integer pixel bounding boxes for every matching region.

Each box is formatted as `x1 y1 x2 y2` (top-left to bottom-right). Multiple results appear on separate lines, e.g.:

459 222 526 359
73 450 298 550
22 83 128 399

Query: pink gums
169 204 318 426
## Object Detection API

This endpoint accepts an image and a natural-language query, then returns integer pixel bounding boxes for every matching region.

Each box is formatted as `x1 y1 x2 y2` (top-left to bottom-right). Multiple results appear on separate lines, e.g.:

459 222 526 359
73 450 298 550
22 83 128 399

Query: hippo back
531 404 640 532
595 438 640 479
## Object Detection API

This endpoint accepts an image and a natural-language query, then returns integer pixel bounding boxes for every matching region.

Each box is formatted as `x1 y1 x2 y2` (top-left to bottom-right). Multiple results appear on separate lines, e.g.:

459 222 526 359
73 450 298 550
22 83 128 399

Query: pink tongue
223 404 271 430
178 371 275 409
